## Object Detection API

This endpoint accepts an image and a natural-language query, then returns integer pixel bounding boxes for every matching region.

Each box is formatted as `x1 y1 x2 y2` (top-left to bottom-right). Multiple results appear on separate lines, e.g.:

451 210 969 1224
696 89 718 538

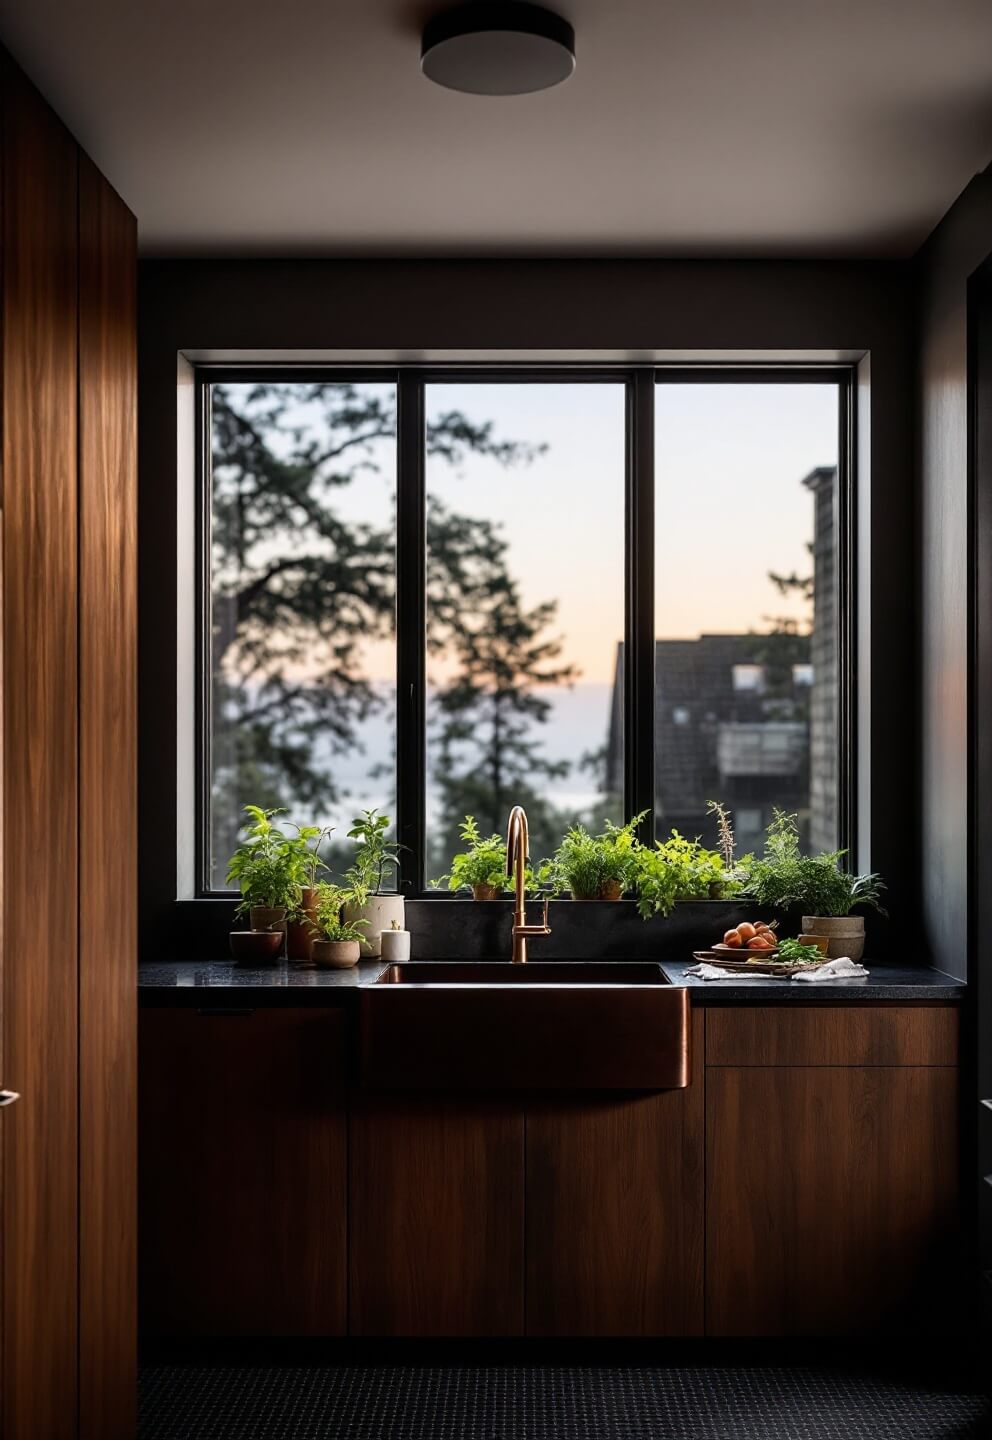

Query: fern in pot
542 814 644 901
310 883 367 969
739 810 885 960
225 805 298 953
343 809 404 956
632 830 729 919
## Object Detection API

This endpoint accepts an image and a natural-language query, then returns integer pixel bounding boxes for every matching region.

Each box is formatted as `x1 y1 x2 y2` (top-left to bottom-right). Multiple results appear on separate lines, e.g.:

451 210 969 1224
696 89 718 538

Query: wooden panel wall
2 59 81 1440
78 153 138 1440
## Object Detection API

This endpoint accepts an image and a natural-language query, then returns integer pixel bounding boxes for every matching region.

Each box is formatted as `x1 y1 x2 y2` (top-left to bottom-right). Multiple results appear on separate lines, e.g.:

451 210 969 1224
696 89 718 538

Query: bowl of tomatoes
714 921 779 955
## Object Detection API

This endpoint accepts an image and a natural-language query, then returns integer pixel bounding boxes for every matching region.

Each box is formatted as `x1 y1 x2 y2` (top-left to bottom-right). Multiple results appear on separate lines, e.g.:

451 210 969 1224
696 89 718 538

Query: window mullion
396 372 427 893
625 371 656 840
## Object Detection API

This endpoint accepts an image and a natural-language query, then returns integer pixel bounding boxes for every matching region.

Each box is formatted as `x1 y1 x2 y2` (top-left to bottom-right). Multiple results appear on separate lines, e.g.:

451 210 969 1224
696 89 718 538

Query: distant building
604 466 837 855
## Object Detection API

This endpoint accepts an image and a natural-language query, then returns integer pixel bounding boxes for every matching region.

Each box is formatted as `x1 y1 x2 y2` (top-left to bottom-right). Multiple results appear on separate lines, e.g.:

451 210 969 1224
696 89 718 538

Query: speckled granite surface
138 956 965 1005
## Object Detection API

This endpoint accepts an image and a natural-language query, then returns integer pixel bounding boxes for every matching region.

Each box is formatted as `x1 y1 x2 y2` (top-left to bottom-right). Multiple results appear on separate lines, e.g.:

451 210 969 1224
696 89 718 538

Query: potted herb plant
343 808 404 956
310 883 367 968
434 816 510 899
286 823 331 962
739 810 885 960
632 830 728 919
542 813 644 901
225 805 298 953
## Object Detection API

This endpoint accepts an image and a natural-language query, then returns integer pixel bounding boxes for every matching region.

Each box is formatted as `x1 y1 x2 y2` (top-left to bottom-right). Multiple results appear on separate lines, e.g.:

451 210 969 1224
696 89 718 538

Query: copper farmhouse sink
358 961 690 1091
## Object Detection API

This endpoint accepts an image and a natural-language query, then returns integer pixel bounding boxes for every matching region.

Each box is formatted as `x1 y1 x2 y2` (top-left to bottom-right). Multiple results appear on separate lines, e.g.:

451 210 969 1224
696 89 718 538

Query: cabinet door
350 1095 524 1335
525 1011 704 1336
2 59 80 1440
706 1064 959 1335
140 1007 348 1336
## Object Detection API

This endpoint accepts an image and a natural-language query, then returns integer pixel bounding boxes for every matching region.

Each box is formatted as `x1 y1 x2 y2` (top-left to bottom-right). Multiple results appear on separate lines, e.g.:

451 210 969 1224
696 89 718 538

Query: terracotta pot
598 881 624 901
800 915 865 961
249 906 287 957
472 883 502 901
287 886 318 962
312 938 360 969
229 930 283 966
343 893 405 957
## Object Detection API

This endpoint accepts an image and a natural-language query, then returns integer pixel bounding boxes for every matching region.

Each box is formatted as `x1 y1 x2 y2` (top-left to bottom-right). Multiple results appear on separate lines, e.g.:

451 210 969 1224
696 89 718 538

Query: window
424 382 625 872
197 368 849 894
203 379 397 886
655 379 842 855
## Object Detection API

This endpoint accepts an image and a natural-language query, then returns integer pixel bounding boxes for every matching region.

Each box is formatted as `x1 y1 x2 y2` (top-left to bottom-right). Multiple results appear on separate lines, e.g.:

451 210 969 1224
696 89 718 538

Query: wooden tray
691 950 825 978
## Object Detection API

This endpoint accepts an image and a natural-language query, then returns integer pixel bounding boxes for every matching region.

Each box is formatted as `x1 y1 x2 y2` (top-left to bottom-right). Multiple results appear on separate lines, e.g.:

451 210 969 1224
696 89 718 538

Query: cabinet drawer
706 1006 958 1067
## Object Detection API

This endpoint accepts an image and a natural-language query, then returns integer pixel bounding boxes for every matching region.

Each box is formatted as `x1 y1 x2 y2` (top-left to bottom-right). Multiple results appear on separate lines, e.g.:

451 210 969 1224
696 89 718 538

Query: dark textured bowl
229 929 283 965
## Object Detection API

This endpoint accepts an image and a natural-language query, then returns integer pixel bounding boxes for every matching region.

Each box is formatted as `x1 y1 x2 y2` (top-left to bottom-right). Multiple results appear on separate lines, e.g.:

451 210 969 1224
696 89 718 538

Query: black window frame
194 363 854 897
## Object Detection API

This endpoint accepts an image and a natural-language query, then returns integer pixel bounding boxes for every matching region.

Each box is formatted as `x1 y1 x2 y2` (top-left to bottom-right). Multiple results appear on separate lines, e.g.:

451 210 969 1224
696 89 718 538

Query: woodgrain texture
350 1094 525 1336
2 58 80 1438
525 1009 704 1336
706 1064 960 1335
78 153 138 1439
140 1008 348 1336
706 1004 958 1067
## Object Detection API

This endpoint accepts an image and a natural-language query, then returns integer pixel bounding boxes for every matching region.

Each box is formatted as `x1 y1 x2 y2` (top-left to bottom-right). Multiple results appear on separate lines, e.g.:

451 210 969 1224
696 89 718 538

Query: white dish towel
686 956 870 983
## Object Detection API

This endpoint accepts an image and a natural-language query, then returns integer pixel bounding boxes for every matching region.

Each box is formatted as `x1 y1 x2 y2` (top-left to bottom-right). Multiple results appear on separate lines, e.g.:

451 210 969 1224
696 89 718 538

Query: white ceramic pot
312 939 361 969
344 893 406 957
801 915 865 962
380 928 411 962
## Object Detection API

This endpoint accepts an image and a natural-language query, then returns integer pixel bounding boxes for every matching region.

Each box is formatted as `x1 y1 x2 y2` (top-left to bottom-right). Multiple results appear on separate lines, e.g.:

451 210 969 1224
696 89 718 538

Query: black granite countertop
138 956 965 1005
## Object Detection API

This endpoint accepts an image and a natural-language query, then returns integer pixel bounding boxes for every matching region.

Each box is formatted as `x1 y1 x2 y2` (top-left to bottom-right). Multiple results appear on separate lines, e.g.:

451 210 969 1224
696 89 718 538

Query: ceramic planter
472 883 502 901
229 929 283 966
249 905 287 957
380 928 411 962
344 893 405 957
800 914 865 961
287 887 318 962
312 939 360 969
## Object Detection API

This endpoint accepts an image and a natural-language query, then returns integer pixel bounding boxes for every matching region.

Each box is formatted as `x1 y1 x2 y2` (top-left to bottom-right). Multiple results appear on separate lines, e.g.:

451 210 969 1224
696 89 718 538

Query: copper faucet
506 805 551 963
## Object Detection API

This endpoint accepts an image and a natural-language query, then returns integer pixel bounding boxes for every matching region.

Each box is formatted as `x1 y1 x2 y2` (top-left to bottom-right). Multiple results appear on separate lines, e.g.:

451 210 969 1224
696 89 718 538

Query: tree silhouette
208 380 575 882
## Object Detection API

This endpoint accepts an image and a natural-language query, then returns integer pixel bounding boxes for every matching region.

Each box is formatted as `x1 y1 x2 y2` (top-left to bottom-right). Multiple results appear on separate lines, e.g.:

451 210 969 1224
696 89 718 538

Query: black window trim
194 362 854 897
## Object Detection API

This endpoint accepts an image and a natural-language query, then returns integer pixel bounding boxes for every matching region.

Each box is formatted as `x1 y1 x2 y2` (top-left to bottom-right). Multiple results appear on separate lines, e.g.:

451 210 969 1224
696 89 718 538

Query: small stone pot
472 883 502 901
312 939 361 969
343 893 405 957
801 915 865 961
250 906 287 957
229 930 283 966
380 928 411 962
287 887 318 962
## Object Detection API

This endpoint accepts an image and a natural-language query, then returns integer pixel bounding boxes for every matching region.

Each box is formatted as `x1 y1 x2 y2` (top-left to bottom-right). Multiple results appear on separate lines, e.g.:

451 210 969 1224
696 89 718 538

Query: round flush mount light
421 2 575 95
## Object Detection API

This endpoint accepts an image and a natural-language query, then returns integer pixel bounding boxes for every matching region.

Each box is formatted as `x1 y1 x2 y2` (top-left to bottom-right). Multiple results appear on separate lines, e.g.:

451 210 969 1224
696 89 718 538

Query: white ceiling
1 0 990 257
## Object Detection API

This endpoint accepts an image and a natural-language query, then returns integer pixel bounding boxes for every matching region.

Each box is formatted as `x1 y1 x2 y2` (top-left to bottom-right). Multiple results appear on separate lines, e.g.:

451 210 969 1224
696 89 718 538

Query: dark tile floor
139 1359 992 1439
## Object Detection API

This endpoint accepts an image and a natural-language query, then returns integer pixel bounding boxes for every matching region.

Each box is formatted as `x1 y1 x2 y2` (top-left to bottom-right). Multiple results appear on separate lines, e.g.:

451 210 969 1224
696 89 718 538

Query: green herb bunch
346 808 402 903
633 830 727 919
310 882 368 944
433 816 510 894
226 805 299 918
739 810 886 918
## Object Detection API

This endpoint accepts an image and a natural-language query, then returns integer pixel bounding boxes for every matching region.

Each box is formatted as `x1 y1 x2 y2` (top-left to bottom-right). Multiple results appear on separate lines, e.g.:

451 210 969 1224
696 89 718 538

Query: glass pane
207 380 396 888
424 382 626 877
654 382 840 856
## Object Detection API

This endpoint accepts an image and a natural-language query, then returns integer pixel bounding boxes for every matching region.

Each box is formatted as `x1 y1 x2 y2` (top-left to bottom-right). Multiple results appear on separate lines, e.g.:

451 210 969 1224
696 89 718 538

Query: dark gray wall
138 258 915 958
915 175 992 984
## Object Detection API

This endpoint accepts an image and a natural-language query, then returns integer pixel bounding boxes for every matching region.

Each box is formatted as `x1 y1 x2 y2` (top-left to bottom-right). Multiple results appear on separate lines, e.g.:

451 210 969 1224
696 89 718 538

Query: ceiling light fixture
421 2 576 95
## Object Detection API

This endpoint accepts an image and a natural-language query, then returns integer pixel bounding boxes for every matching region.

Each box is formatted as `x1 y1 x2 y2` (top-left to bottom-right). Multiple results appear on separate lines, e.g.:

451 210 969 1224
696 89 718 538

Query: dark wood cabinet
705 1006 960 1336
349 1095 525 1336
525 1011 704 1336
140 1008 348 1336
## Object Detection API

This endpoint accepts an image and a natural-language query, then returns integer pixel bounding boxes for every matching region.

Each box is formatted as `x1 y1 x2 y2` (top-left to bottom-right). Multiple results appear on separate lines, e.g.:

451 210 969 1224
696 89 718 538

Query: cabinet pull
0 1090 20 1108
